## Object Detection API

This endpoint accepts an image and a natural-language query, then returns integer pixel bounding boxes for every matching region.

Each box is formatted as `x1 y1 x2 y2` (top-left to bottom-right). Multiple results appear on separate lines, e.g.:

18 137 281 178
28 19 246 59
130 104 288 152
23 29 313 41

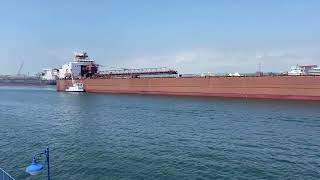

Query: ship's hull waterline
57 76 320 101
0 80 56 86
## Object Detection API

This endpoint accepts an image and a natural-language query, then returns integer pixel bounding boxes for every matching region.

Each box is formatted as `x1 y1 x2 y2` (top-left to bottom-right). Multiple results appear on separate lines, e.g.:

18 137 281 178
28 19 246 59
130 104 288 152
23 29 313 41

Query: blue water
0 86 319 179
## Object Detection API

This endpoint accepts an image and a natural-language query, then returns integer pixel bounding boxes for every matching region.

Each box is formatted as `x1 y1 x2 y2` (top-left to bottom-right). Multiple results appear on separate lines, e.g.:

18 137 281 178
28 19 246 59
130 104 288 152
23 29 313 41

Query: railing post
46 147 51 180
0 168 15 180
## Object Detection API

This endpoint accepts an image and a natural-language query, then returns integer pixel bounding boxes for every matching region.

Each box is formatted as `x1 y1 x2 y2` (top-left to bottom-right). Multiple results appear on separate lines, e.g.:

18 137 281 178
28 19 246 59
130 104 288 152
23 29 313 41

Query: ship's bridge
58 52 98 79
74 52 94 62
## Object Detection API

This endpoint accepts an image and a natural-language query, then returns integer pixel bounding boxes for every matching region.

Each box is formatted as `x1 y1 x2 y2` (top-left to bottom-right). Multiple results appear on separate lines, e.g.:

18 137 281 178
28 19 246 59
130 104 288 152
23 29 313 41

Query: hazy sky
0 0 319 74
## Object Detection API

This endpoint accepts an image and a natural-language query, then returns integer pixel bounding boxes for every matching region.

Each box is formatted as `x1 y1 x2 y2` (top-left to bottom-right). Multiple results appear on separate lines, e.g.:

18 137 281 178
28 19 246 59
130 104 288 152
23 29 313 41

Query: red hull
57 76 320 101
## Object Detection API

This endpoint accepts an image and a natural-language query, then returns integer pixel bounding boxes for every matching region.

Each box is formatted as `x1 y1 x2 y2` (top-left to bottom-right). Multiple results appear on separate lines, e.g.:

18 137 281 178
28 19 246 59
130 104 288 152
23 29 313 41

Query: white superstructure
228 72 241 77
288 65 320 75
308 67 320 75
288 65 305 75
41 69 58 80
58 52 95 79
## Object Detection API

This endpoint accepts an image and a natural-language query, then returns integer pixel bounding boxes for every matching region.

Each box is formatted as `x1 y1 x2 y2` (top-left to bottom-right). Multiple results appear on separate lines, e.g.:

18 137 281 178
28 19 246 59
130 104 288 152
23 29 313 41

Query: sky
0 0 319 74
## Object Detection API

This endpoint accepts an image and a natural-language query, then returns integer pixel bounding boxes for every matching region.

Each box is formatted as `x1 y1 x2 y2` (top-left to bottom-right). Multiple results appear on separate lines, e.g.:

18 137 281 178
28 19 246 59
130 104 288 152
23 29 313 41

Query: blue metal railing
0 168 15 180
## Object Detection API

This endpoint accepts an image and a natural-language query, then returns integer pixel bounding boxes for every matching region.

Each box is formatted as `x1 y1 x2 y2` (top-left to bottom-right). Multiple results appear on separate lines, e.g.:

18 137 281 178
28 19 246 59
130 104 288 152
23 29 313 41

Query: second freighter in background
57 52 320 101
0 69 58 86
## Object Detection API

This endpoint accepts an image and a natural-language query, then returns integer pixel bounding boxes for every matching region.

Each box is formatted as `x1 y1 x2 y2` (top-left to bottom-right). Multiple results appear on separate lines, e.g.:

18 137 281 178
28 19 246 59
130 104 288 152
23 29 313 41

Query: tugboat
65 68 85 92
65 81 85 92
65 72 85 92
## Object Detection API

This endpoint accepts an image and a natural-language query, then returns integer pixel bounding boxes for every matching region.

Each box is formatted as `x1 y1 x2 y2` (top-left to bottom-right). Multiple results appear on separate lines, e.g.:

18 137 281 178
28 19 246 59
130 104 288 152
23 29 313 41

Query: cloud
117 47 320 74
1 47 319 75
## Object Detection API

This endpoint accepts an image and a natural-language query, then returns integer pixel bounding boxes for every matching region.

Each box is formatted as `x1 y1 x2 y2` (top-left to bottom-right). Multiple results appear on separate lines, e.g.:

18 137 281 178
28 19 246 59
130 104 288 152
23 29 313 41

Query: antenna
258 62 262 73
255 54 263 72
17 61 24 76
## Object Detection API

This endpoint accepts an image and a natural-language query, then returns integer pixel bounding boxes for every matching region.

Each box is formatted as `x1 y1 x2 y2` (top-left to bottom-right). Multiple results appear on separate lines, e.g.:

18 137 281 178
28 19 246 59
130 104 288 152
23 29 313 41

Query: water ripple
0 88 320 179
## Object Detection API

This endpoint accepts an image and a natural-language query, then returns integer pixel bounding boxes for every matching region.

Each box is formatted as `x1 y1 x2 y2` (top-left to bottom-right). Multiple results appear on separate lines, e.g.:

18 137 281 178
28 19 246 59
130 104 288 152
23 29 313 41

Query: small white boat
65 82 85 92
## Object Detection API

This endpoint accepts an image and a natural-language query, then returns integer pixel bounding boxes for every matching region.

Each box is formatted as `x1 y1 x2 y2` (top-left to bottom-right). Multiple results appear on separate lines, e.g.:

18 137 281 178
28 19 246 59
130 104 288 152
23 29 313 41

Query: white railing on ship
0 168 15 180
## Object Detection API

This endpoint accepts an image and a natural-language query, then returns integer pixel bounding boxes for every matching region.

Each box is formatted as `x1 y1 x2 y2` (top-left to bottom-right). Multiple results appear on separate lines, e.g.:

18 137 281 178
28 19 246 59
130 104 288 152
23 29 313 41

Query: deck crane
17 61 24 76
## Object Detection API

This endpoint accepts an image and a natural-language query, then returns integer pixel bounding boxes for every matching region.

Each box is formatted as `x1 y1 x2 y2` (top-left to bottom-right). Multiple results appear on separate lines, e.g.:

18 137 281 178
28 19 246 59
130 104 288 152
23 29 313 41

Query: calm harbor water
0 86 319 179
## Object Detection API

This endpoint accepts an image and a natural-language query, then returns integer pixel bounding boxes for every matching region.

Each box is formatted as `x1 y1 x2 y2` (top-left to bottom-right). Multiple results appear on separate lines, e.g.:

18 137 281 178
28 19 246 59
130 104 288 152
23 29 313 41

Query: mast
258 62 261 73
71 74 74 84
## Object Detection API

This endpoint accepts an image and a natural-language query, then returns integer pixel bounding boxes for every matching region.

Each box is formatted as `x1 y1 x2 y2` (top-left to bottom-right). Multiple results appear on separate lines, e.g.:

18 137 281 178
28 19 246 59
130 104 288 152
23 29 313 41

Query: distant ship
56 52 320 101
0 69 58 86
288 64 320 75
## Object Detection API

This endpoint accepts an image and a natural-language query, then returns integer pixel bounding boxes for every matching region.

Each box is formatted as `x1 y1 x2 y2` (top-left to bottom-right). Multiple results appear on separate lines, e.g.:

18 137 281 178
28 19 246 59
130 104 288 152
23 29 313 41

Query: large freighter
0 69 58 86
57 52 320 101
